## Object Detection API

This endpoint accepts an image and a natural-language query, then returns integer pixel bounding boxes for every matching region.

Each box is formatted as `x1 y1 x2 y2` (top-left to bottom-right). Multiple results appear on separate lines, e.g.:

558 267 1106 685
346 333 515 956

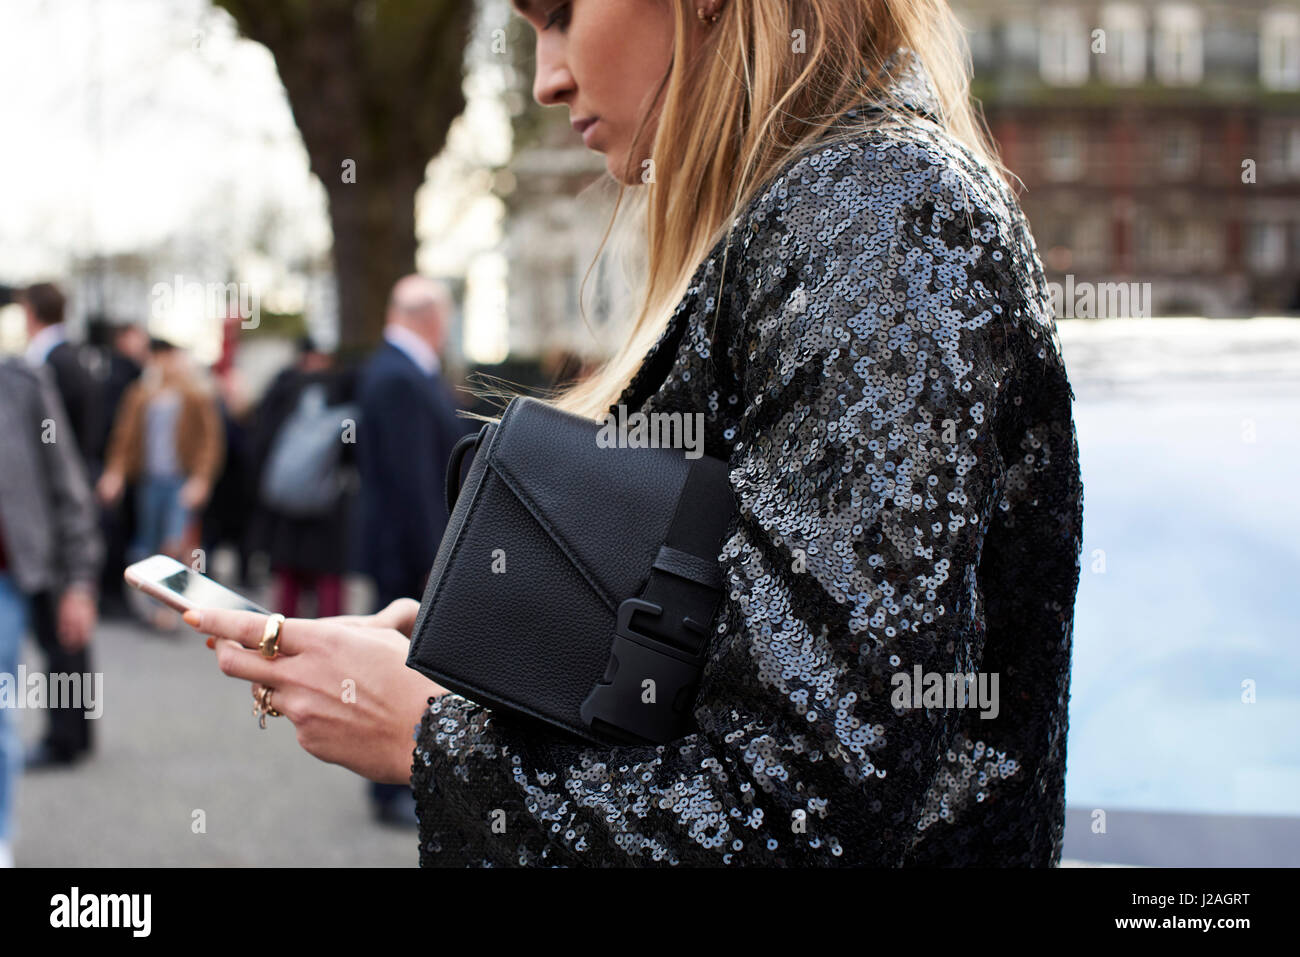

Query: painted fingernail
205 636 215 650
183 610 201 628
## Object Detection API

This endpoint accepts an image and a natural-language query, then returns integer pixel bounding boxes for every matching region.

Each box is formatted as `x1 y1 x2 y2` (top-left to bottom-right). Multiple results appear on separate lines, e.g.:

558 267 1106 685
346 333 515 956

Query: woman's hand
317 598 421 639
95 469 124 506
180 476 211 510
57 583 98 650
184 607 448 785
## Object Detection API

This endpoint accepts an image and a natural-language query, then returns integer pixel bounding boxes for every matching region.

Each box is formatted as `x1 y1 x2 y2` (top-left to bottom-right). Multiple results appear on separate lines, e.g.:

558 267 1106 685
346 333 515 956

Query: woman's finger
249 680 305 724
265 684 307 724
212 637 288 687
372 598 418 629
183 607 307 656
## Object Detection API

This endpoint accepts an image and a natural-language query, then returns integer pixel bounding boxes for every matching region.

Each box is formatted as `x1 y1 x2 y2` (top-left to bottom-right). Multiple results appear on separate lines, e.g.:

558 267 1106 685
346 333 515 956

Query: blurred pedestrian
204 359 256 588
0 358 101 836
92 323 150 461
90 322 149 619
355 275 474 825
250 337 356 618
21 282 98 470
18 284 103 770
96 338 224 630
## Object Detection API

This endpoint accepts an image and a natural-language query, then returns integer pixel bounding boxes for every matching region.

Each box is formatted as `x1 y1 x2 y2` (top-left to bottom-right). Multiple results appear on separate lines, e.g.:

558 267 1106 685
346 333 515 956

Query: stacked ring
252 684 283 729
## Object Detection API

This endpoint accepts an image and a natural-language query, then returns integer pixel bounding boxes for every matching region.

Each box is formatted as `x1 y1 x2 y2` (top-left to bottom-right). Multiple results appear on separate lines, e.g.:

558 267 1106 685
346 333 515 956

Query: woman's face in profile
512 0 681 185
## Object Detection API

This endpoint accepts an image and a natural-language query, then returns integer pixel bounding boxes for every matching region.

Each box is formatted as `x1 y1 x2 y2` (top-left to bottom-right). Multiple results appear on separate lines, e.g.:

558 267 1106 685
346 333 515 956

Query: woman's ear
695 0 726 25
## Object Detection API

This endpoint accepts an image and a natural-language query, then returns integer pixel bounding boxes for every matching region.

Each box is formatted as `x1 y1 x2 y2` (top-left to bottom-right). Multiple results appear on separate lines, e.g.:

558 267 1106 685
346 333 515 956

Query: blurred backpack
260 382 357 517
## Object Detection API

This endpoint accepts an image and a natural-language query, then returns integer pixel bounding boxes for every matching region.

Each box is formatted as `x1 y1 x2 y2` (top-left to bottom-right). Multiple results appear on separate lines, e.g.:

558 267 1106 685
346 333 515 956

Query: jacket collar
24 323 66 367
383 324 441 378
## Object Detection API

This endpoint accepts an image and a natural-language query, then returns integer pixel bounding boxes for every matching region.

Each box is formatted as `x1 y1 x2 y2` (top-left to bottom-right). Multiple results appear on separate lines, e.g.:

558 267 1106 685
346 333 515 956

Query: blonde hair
467 0 1004 424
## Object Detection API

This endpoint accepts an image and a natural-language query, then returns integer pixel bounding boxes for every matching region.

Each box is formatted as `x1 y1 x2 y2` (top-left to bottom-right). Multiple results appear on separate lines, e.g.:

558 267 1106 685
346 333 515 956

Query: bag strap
445 424 491 516
580 452 734 744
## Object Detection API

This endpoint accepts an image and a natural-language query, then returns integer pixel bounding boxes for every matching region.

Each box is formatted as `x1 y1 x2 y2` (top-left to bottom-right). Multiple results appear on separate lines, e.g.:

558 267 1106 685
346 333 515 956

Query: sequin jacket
411 51 1085 867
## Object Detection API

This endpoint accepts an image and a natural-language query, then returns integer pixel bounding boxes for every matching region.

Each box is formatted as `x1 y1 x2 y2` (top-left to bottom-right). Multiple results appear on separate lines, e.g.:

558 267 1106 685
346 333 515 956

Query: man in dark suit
22 283 97 472
20 282 100 768
356 274 474 824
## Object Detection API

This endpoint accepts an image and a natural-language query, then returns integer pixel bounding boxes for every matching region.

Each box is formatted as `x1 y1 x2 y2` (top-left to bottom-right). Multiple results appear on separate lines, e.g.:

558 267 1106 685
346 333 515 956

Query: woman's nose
532 37 575 107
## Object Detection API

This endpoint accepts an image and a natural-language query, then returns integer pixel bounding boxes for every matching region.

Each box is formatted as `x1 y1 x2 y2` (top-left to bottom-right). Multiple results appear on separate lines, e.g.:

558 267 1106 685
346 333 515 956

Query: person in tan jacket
96 338 224 578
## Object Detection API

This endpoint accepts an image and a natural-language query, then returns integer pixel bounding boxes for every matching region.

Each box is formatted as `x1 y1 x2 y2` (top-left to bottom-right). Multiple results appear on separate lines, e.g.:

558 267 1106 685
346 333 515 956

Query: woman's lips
578 118 600 147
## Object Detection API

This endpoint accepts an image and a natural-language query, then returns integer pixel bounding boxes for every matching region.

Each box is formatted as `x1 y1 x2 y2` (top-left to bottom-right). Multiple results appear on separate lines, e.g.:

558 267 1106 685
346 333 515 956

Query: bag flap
483 396 694 612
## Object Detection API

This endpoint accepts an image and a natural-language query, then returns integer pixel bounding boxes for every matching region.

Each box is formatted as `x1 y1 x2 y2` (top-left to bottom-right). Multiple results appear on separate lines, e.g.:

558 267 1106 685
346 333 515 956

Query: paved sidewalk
11 615 416 866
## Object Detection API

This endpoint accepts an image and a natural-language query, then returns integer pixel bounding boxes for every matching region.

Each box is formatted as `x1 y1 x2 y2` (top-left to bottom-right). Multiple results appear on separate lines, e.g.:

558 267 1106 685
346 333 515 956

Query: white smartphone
124 555 269 615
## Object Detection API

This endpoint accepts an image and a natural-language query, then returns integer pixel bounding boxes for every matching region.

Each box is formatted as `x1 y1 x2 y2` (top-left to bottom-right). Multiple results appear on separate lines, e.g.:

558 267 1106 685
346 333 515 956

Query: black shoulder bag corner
405 395 735 747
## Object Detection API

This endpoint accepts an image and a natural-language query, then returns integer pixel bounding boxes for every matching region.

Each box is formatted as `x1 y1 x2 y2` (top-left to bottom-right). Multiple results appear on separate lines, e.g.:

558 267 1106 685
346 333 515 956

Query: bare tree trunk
213 0 474 353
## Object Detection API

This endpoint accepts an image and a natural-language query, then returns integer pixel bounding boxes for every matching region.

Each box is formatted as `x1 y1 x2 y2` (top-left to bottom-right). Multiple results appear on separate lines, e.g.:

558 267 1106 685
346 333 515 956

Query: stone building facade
955 0 1300 315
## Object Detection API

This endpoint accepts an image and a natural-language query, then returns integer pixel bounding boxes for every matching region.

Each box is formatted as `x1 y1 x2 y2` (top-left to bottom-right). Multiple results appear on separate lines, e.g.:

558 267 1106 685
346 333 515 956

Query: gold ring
253 685 281 729
260 685 282 718
259 613 286 659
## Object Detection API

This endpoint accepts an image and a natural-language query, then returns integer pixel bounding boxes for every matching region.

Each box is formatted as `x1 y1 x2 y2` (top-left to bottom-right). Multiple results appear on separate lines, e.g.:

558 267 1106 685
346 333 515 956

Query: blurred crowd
0 273 567 858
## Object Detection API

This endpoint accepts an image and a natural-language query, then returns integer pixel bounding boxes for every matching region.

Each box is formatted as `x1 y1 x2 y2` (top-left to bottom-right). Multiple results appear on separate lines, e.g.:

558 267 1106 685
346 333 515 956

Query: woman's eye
543 2 570 31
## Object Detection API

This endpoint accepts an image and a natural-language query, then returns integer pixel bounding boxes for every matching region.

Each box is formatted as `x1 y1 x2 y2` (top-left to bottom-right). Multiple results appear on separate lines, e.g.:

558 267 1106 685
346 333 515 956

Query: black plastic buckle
579 598 705 745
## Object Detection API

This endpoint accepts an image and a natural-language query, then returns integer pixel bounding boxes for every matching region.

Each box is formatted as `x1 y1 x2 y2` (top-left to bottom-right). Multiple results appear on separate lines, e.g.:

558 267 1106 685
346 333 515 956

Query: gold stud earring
697 5 719 24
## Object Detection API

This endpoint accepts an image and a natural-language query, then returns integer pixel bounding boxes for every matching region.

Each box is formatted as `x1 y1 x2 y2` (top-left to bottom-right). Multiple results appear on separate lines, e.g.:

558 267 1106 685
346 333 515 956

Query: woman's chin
606 152 646 187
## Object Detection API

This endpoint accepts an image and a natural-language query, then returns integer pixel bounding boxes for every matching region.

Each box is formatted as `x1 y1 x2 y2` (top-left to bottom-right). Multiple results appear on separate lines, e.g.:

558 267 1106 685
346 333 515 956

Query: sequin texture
410 49 1084 867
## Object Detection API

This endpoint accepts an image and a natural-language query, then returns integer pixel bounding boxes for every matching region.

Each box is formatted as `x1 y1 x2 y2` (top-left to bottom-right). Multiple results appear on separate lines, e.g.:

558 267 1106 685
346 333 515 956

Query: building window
1004 20 1039 62
1263 123 1300 180
1188 220 1222 270
1248 222 1287 273
1167 219 1195 271
1073 213 1111 271
956 9 996 70
1136 217 1171 270
1044 127 1086 181
1040 7 1090 86
1100 4 1146 85
1284 127 1300 179
1161 125 1199 179
1137 216 1217 272
1154 4 1203 86
1262 8 1300 91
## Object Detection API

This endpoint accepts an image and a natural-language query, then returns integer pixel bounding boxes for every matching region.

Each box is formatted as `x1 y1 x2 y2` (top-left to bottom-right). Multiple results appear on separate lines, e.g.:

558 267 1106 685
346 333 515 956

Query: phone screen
127 555 268 614
157 567 267 614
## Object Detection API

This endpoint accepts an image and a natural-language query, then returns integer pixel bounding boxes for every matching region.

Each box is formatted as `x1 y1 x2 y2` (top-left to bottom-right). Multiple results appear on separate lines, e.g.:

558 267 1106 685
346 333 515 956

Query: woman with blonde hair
189 0 1084 866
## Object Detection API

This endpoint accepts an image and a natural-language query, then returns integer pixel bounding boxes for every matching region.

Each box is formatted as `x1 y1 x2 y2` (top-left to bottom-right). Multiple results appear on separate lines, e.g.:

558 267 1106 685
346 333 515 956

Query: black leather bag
405 396 735 746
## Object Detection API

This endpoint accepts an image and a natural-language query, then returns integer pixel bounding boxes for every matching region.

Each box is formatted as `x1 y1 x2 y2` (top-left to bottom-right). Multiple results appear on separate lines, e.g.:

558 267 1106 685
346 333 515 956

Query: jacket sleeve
32 366 103 591
104 382 143 478
191 391 225 487
49 344 99 467
411 139 1016 866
